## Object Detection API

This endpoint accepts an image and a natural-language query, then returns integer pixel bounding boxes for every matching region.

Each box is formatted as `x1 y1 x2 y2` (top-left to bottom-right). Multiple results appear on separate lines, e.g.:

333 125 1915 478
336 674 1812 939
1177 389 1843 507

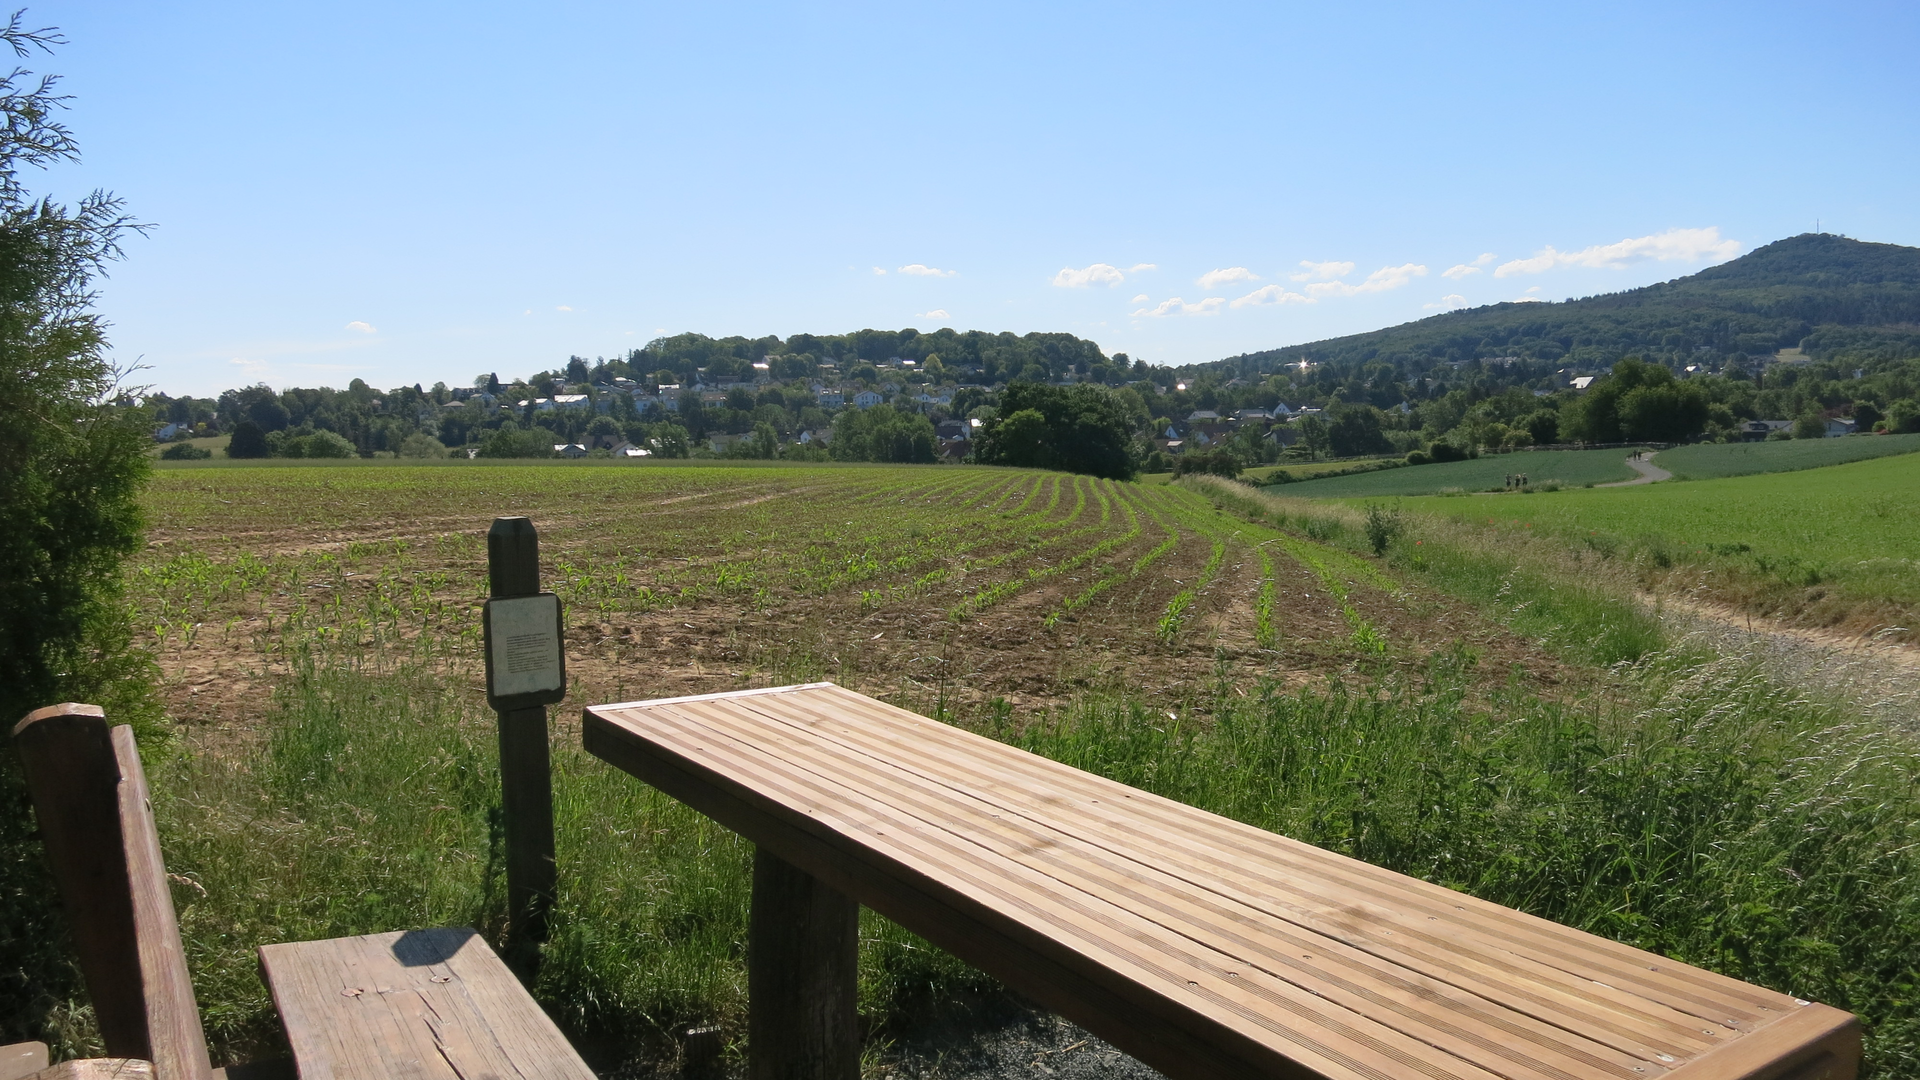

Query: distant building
553 443 588 459
1569 376 1596 390
853 390 884 409
1825 418 1858 438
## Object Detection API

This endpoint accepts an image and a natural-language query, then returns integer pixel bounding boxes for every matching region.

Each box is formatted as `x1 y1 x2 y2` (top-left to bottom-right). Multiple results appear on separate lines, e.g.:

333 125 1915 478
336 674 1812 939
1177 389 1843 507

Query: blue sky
34 0 1920 396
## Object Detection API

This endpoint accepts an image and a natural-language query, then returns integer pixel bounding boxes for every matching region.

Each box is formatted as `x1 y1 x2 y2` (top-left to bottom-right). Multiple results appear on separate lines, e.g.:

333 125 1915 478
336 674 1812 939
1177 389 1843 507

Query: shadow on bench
11 704 595 1080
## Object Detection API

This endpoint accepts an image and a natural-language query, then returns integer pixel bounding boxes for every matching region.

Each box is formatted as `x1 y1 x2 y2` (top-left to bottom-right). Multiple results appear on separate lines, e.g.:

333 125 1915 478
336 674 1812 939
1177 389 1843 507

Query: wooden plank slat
692 691 1748 1045
11 706 214 1080
583 683 1862 1080
0 1042 48 1080
258 928 593 1080
772 686 1792 1022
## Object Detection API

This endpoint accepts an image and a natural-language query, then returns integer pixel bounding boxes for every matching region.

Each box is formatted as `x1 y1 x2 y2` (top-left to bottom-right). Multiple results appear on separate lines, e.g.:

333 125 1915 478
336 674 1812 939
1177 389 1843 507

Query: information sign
484 593 566 708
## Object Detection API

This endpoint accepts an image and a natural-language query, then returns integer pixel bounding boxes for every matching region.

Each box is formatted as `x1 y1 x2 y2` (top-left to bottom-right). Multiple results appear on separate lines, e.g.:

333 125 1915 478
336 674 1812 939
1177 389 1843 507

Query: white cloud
1441 264 1481 281
1525 285 1541 294
1290 260 1355 282
1126 263 1157 273
1197 266 1260 289
1495 227 1740 278
899 264 956 277
1304 263 1428 298
1130 293 1150 303
1423 294 1470 310
344 320 377 334
230 357 268 374
1131 296 1225 317
1053 263 1127 287
1473 252 1496 266
872 266 887 275
556 305 573 312
1229 285 1312 308
917 309 951 320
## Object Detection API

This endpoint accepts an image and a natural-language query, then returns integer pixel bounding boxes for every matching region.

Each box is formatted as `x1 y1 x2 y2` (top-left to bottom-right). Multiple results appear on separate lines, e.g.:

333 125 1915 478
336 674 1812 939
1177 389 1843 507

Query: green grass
147 435 229 459
1276 448 1638 497
1656 433 1920 479
996 660 1920 1078
1381 453 1920 632
150 639 1920 1077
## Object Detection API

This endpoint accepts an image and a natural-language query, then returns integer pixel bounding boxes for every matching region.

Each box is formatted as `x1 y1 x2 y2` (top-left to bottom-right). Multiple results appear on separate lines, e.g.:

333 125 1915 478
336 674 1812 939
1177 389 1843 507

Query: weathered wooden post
748 848 860 1080
483 517 564 977
12 704 214 1080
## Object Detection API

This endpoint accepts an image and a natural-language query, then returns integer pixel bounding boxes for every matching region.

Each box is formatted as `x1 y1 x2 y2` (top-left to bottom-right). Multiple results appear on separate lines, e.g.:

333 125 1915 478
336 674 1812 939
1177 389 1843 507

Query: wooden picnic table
585 682 1860 1080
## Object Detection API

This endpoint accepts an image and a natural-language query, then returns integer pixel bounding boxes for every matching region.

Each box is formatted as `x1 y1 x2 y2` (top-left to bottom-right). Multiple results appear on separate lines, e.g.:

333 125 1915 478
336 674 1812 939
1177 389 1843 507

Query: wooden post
487 517 557 974
11 704 213 1080
748 847 859 1080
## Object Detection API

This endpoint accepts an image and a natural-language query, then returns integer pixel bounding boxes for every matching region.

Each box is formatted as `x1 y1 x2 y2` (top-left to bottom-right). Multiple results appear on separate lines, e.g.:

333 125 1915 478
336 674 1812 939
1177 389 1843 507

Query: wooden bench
13 705 594 1080
584 682 1863 1080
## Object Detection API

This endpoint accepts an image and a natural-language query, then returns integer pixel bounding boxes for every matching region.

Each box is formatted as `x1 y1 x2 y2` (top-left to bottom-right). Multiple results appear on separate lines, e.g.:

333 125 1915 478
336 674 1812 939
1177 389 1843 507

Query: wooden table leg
748 847 859 1080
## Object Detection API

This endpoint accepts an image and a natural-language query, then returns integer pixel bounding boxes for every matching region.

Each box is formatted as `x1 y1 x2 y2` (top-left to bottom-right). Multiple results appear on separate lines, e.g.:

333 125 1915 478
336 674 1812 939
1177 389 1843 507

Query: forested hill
1191 234 1920 380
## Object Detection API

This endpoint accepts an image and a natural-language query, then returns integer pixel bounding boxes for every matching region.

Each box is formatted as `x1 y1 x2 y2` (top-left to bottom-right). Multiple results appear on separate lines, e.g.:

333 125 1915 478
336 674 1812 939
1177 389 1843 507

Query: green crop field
1655 433 1920 479
1360 452 1920 636
1270 448 1638 497
17 461 1909 1076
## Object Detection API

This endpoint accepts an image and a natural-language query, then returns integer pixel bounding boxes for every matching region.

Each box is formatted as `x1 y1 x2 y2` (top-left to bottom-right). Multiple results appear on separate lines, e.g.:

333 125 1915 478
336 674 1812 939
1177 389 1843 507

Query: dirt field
136 461 1569 729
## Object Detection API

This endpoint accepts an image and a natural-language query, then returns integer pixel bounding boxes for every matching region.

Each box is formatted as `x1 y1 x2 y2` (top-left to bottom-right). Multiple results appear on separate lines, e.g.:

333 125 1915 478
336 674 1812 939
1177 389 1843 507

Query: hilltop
1189 233 1920 379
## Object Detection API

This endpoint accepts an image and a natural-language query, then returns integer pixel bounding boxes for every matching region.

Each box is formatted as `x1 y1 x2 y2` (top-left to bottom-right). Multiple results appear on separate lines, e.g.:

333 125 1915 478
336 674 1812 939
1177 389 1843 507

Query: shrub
1428 442 1472 463
160 442 211 460
1363 503 1404 556
397 432 447 458
1405 450 1432 466
477 425 556 458
1171 449 1241 479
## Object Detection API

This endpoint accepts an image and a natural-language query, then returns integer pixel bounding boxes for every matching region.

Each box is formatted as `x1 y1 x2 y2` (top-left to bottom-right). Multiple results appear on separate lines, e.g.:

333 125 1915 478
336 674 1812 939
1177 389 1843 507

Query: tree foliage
0 15 150 726
829 404 935 464
973 382 1139 479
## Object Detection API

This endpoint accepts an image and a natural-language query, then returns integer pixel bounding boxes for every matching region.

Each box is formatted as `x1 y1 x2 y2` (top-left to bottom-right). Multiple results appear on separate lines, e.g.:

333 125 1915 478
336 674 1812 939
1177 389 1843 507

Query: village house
853 390 884 408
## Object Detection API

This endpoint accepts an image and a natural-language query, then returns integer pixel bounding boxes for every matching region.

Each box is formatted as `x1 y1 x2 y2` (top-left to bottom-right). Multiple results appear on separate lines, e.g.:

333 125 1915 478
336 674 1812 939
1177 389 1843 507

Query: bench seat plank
258 929 592 1080
584 682 1859 1080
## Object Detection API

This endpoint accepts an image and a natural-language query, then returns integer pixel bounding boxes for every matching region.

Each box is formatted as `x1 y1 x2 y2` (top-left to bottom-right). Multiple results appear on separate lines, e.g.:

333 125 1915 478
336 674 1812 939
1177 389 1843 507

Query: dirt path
1599 454 1671 487
1651 591 1920 730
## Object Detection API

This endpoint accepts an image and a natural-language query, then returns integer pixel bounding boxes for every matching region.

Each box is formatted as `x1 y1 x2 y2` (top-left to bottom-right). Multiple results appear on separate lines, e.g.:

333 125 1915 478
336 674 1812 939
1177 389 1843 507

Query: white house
817 389 845 408
553 443 588 459
1825 418 1859 438
854 390 884 408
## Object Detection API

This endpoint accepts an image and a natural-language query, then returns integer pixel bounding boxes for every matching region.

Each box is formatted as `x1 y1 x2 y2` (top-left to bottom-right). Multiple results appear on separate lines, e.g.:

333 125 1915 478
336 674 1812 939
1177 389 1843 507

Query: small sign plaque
484 593 566 708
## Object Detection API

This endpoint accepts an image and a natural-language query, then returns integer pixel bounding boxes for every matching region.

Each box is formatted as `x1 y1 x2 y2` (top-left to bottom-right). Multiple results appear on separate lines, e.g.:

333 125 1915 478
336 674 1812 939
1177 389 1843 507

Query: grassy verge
142 636 1920 1078
996 659 1920 1078
152 647 989 1073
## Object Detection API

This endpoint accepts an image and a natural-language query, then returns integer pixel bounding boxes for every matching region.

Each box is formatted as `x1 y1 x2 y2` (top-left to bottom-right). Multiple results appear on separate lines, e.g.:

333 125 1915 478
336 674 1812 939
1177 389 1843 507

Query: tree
227 418 269 457
1327 404 1392 457
0 15 152 727
972 383 1138 479
1295 414 1331 459
1792 413 1827 440
830 404 936 463
477 425 554 458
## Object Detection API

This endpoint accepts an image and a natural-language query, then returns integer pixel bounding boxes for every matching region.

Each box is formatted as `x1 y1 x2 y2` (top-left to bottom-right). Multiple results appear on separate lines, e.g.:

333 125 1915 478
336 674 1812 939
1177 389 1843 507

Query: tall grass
998 658 1920 1077
151 649 986 1071
134 634 1920 1077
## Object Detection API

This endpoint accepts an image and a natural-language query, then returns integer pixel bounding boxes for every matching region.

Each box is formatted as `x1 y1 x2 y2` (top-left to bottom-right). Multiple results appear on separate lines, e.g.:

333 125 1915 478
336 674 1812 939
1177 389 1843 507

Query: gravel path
1598 454 1671 486
874 1011 1165 1080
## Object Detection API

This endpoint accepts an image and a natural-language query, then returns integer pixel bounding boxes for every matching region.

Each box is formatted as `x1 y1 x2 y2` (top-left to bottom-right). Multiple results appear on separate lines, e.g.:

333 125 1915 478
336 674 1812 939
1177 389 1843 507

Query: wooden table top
584 682 1858 1080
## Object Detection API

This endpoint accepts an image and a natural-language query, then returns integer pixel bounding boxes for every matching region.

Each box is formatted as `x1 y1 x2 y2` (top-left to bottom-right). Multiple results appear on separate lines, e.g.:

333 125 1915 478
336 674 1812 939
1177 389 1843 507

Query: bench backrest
13 705 214 1080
